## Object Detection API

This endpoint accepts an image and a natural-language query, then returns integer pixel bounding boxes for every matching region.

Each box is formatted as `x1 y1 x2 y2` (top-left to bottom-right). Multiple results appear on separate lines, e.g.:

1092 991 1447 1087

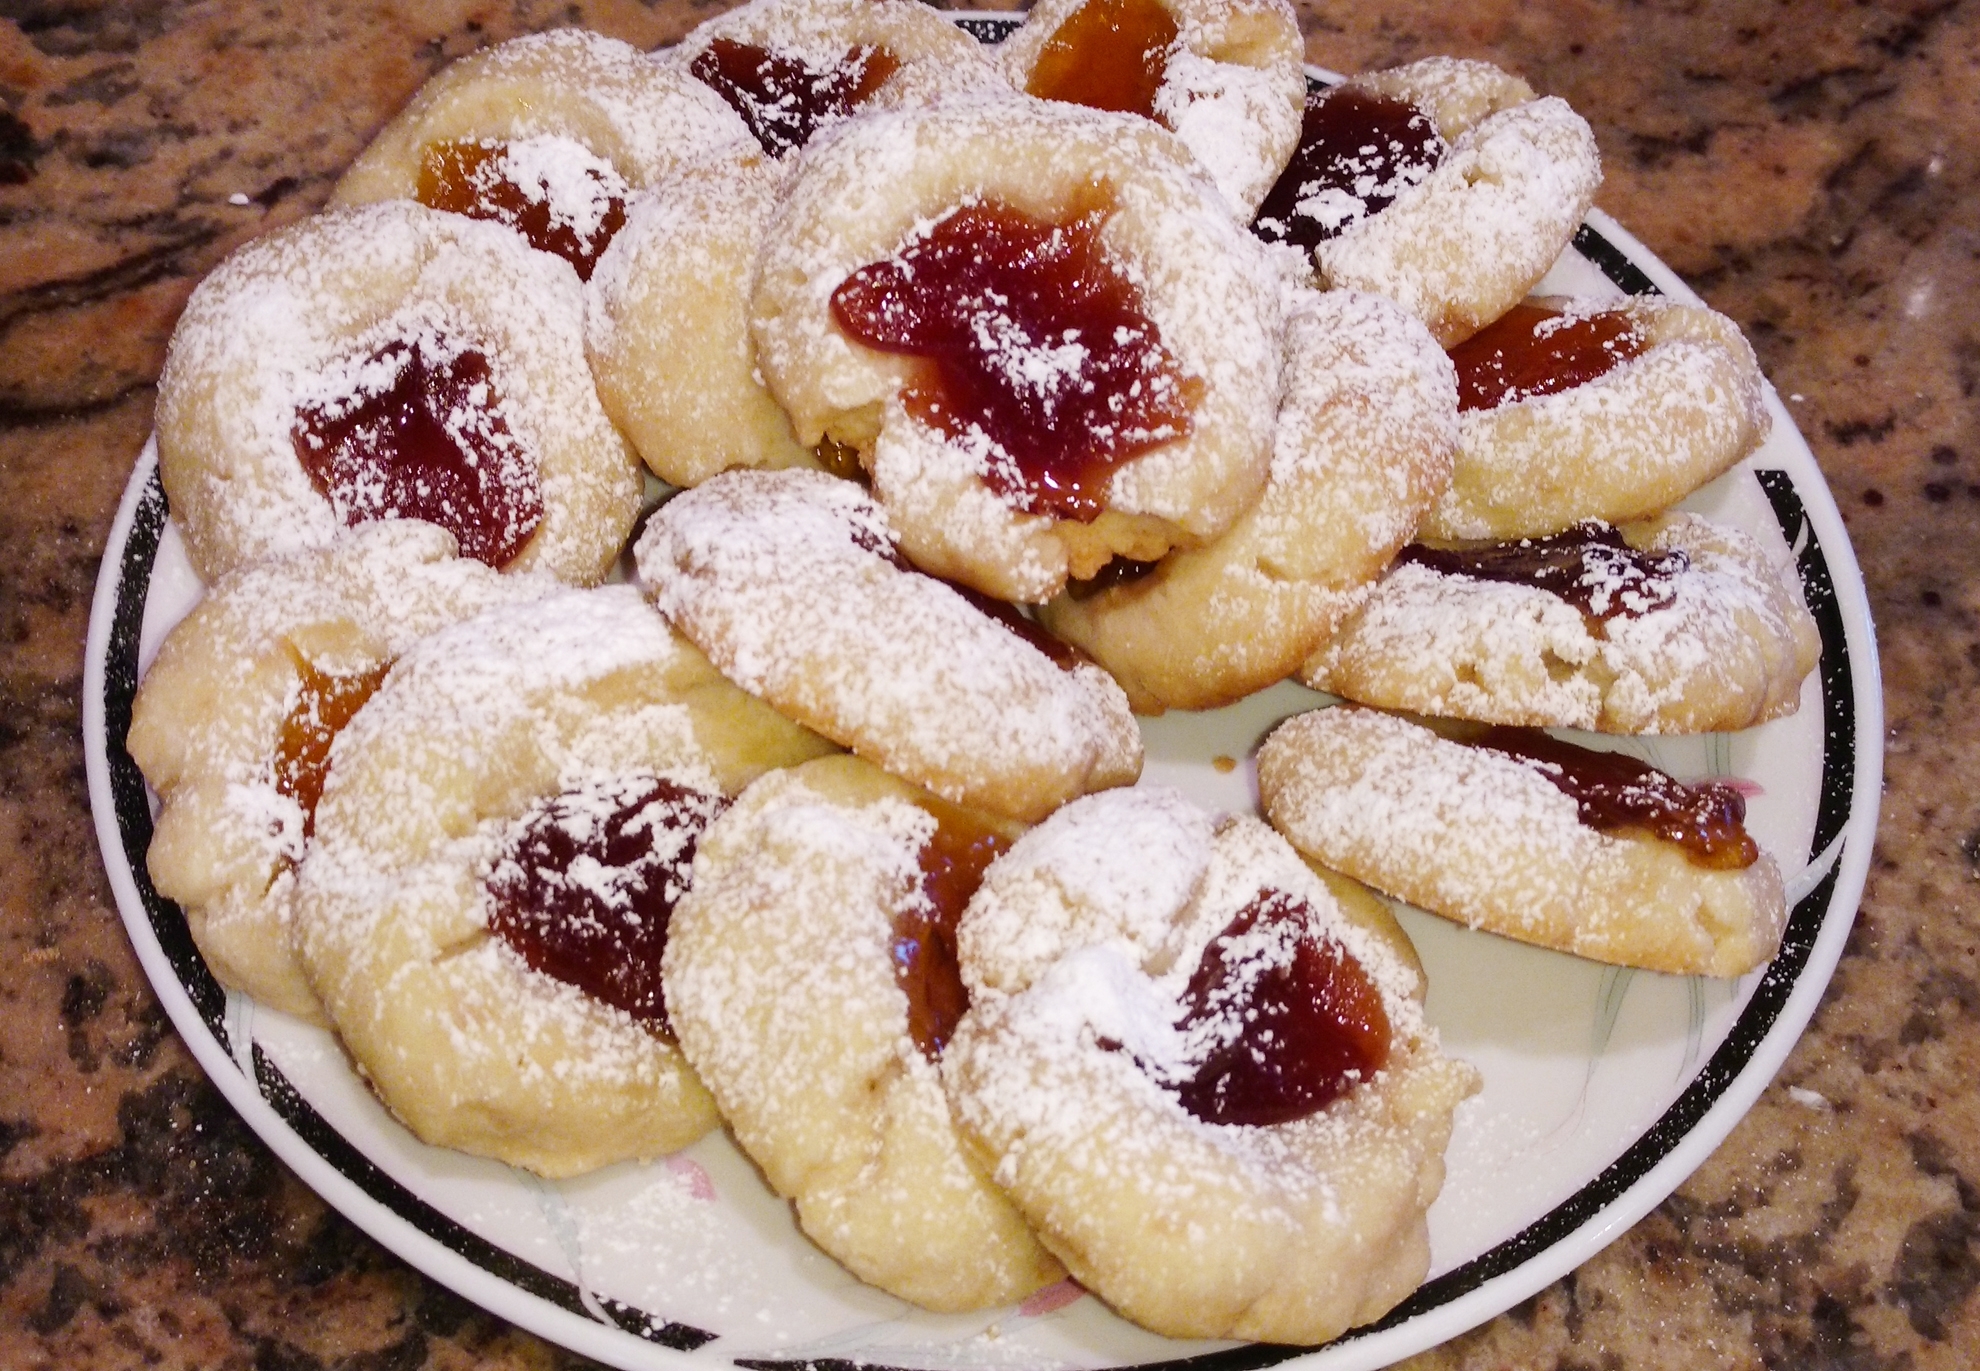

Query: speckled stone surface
0 1 1974 1367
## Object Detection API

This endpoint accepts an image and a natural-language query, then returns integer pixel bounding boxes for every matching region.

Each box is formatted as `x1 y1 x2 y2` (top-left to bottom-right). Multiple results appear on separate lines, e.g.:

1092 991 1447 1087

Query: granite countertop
2 1 1974 1366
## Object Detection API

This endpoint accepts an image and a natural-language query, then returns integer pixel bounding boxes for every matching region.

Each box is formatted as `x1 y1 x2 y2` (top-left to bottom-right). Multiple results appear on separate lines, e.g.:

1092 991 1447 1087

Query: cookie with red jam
332 29 754 281
156 200 642 585
667 0 1008 159
664 755 1064 1311
1421 294 1771 541
750 99 1284 603
1257 706 1789 977
944 796 1477 1344
999 0 1305 219
1254 57 1600 347
635 469 1141 824
1304 513 1821 734
292 586 834 1177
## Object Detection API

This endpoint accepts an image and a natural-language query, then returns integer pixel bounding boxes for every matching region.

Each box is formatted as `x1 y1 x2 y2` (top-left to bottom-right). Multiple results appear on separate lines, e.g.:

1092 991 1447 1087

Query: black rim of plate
96 20 1861 1364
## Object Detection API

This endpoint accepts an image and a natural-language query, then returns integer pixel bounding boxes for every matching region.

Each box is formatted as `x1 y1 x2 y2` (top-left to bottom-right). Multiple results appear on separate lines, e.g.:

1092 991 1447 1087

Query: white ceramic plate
84 31 1881 1371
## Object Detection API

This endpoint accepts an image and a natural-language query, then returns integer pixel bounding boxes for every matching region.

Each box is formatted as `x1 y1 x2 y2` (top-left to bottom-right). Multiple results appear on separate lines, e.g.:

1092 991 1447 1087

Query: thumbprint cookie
1422 294 1771 541
635 469 1141 823
126 522 558 1021
292 586 834 1176
664 755 1064 1310
1304 514 1821 734
156 200 641 584
1257 706 1789 977
667 0 1008 159
999 0 1305 219
750 99 1282 603
1254 57 1600 346
332 29 754 280
944 799 1478 1344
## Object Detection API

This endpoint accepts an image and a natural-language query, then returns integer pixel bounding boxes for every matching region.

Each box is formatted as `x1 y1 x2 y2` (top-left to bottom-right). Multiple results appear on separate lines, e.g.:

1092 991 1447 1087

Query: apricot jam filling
1252 87 1446 251
831 196 1200 522
1399 523 1689 623
484 774 729 1033
893 799 1012 1061
690 37 899 157
1024 0 1180 120
1470 727 1759 870
273 651 391 839
1449 302 1646 412
292 331 543 568
415 138 629 281
1173 888 1392 1127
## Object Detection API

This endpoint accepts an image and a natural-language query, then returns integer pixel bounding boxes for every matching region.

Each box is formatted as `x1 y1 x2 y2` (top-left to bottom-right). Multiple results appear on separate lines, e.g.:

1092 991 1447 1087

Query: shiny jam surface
1472 726 1759 869
831 198 1200 521
292 334 542 568
1024 0 1179 120
272 652 391 839
1400 523 1690 622
1450 303 1647 412
415 139 628 281
690 37 900 157
484 775 729 1032
1251 87 1445 251
893 800 1011 1060
1174 888 1392 1127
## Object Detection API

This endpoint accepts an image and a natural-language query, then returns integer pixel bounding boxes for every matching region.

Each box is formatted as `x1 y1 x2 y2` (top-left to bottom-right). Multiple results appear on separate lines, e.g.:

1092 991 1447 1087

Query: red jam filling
1024 0 1180 120
1471 726 1759 870
292 333 542 568
415 138 629 281
690 37 900 157
1450 303 1646 412
1173 888 1392 1127
484 775 728 1033
272 652 391 839
831 197 1200 522
1399 523 1690 622
1252 87 1446 252
893 800 1012 1060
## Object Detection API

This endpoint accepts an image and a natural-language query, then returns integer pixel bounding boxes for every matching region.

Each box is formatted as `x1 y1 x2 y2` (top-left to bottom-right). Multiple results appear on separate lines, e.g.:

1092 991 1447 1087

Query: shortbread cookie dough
333 29 752 278
664 755 1063 1311
1421 295 1772 541
293 586 834 1177
1255 58 1600 346
1000 0 1304 218
127 523 558 1021
586 152 817 486
1257 706 1789 976
669 0 1006 157
1039 287 1457 712
637 470 1140 823
944 803 1477 1344
156 200 641 585
751 99 1283 603
1305 514 1820 733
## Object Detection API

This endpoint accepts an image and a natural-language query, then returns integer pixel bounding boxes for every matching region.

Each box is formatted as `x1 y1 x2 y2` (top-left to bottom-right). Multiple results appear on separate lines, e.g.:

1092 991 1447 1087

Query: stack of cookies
127 0 1819 1347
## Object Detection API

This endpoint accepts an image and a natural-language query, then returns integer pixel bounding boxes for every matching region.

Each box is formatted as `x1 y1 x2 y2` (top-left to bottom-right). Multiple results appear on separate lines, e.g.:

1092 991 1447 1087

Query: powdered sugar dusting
1308 513 1820 732
635 469 1139 821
